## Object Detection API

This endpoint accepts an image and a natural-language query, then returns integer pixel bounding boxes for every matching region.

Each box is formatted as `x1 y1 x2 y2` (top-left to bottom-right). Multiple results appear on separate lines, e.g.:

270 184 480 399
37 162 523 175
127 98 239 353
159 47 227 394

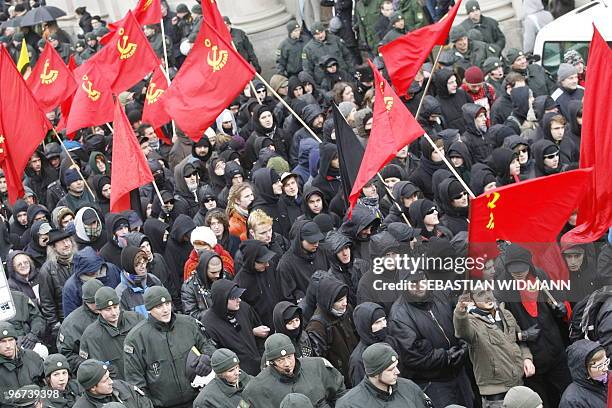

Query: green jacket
441 40 492 71
398 0 428 31
193 370 252 408
72 379 153 408
459 15 506 53
57 304 98 373
8 290 46 339
123 313 216 408
0 348 44 389
231 28 261 73
276 35 307 78
453 304 532 395
355 0 384 51
42 379 83 408
239 357 346 408
336 377 430 408
302 34 353 86
511 64 555 98
79 311 143 381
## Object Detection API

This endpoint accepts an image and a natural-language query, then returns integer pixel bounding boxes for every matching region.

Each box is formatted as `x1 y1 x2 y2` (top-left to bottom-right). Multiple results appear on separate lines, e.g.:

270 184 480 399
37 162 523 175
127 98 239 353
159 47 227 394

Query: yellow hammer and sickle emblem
81 75 101 102
40 59 59 85
146 82 165 104
383 96 394 112
117 27 137 60
0 134 4 155
142 0 153 11
204 38 228 72
485 191 501 230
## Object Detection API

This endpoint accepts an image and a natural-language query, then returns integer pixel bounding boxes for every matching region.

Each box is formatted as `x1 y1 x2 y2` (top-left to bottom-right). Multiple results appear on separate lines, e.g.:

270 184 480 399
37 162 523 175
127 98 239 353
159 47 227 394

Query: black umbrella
19 6 66 27
0 16 23 30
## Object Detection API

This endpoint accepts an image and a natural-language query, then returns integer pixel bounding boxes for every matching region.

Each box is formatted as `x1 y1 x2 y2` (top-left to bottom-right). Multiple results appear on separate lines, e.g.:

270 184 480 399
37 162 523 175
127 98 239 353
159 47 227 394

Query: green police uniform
355 0 384 51
57 304 98 373
231 28 261 73
397 0 427 31
459 15 506 52
72 379 153 408
123 313 216 408
79 311 143 381
42 380 82 408
193 370 251 408
276 36 307 78
0 323 44 390
302 32 353 86
9 290 46 340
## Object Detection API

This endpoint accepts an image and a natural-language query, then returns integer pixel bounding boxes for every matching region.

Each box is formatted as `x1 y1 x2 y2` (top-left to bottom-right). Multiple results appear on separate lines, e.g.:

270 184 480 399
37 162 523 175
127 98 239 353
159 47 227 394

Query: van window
542 40 612 75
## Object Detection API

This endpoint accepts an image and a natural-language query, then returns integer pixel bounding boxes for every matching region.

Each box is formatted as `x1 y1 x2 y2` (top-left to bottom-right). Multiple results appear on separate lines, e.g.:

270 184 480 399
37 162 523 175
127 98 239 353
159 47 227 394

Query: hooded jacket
278 219 330 302
7 251 39 302
383 181 421 226
201 280 263 376
447 141 473 182
408 199 452 240
532 139 564 178
306 276 358 386
115 246 161 317
61 247 121 318
90 174 111 215
290 104 324 167
470 163 498 196
143 218 169 255
9 199 29 250
348 302 388 386
272 301 315 358
24 150 58 208
432 68 472 133
73 207 107 251
408 137 447 200
565 100 582 149
293 138 319 187
488 147 518 186
312 143 341 205
300 186 328 221
234 240 283 328
541 112 579 166
99 213 129 267
503 135 535 180
559 340 607 408
461 103 491 164
251 168 292 237
173 160 200 217
325 231 367 308
181 250 221 321
23 220 50 268
163 214 196 287
417 96 444 139
437 177 469 235
339 203 380 262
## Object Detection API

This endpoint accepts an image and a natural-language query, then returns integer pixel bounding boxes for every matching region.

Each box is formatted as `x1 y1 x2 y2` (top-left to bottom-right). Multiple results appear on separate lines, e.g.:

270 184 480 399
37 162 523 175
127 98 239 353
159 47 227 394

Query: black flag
332 103 365 205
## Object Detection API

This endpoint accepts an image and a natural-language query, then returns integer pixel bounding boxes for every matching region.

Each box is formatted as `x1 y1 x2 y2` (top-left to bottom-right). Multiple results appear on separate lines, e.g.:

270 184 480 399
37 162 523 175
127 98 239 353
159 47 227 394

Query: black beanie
380 164 403 181
371 308 385 324
448 179 465 199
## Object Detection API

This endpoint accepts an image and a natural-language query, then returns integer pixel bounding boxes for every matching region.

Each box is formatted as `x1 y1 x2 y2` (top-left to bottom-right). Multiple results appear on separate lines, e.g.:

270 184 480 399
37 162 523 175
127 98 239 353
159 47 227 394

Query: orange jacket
183 244 235 281
228 210 248 241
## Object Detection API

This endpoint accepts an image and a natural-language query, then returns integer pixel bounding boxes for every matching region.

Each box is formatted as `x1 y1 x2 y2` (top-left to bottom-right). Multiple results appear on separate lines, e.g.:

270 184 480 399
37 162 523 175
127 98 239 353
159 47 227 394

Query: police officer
193 348 252 408
74 359 153 408
42 354 82 408
506 48 554 97
123 287 215 408
0 321 44 389
441 26 489 71
224 16 261 73
459 0 506 52
381 13 406 45
79 287 143 381
239 333 346 407
57 279 102 373
276 20 306 78
302 22 353 87
337 343 432 407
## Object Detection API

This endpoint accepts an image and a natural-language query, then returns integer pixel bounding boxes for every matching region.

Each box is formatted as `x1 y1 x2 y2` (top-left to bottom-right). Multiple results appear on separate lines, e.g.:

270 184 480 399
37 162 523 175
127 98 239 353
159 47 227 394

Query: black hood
143 218 168 254
532 139 559 175
369 231 401 258
170 214 196 242
566 100 582 137
301 185 327 219
324 230 352 254
567 339 606 389
104 212 129 241
317 142 337 178
470 163 497 196
223 161 243 187
391 181 420 212
26 204 50 227
503 134 529 151
533 95 554 122
485 124 516 150
196 250 222 286
91 174 111 203
210 279 238 317
288 76 302 100
238 239 267 273
432 68 455 98
409 199 436 230
462 103 486 135
124 231 147 248
191 137 213 163
120 246 142 275
432 169 452 204
253 105 276 136
353 302 385 345
541 111 563 143
418 95 442 122
437 177 468 217
302 104 323 127
510 86 531 121
272 301 303 337
340 203 380 241
447 141 473 171
174 160 199 196
488 147 517 183
316 276 348 315
251 168 280 207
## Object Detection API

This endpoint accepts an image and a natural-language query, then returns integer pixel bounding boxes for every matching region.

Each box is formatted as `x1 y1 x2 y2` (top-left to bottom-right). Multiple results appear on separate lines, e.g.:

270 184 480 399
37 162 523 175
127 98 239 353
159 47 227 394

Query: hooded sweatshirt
163 214 196 287
272 301 314 358
99 213 129 267
181 250 221 321
461 103 491 163
251 168 291 237
560 340 607 408
312 143 341 205
348 302 387 386
432 68 472 133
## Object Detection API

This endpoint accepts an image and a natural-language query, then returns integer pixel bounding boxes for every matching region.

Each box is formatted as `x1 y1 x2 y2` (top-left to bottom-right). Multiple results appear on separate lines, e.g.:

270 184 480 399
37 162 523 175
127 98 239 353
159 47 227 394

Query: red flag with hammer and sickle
142 65 171 129
133 0 162 26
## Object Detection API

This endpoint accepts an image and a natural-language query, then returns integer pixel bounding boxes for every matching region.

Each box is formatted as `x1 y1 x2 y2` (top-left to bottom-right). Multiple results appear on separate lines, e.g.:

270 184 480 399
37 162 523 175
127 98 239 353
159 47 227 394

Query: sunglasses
203 198 215 203
452 191 468 200
186 172 198 178
543 152 559 160
517 147 528 154
426 207 438 215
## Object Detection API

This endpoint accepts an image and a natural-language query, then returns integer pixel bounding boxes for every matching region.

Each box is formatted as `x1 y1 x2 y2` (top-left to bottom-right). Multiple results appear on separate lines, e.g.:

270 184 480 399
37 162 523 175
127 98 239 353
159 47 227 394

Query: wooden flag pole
52 129 97 201
158 21 179 142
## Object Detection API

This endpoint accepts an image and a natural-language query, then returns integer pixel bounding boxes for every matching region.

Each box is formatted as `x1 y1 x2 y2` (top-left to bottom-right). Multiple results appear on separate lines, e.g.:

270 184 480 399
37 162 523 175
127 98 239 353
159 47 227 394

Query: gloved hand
18 333 38 350
194 354 211 377
446 345 465 367
519 324 541 342
552 302 568 320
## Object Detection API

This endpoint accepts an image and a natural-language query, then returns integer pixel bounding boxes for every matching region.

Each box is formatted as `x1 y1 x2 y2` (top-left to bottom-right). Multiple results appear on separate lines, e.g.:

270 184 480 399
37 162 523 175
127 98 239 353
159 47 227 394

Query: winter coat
339 204 380 262
458 14 506 51
325 231 367 308
559 340 607 408
293 138 319 187
201 280 263 376
311 143 341 205
115 273 162 318
348 302 388 386
61 247 121 318
278 220 330 302
454 303 532 395
193 370 252 408
0 348 44 389
290 104 324 168
306 277 358 387
336 376 430 408
491 92 514 126
437 178 469 235
461 103 492 164
7 250 40 303
408 138 448 200
302 33 352 86
8 290 46 341
251 168 292 238
272 301 315 358
234 240 284 328
73 207 107 251
99 213 129 267
57 303 98 372
163 214 195 286
38 248 76 331
173 160 200 218
432 68 473 133
181 251 221 321
541 111 580 166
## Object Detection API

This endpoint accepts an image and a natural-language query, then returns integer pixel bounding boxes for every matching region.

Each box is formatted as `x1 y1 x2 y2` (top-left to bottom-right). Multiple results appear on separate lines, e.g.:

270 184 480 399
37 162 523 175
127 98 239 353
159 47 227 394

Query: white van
533 0 612 75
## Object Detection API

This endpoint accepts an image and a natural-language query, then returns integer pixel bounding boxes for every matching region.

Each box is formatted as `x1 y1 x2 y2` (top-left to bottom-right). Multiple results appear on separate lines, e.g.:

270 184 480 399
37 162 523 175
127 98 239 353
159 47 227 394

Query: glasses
426 207 438 215
186 172 198 178
452 191 468 200
517 147 528 154
543 152 559 160
591 357 610 372
203 198 215 203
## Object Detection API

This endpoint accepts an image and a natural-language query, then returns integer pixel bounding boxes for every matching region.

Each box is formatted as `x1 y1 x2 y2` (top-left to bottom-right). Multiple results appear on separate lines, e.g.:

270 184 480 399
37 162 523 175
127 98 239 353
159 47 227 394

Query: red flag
562 27 612 244
110 101 154 213
132 0 162 26
469 168 593 281
91 11 160 93
142 65 171 129
347 61 425 217
26 42 78 113
160 19 255 141
65 61 114 136
201 0 232 44
0 47 53 204
379 0 462 96
154 127 172 145
56 55 77 136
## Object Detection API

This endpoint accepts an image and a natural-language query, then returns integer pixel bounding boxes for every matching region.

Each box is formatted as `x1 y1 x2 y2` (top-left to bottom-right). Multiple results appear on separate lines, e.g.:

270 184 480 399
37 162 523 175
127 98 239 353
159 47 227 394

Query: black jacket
461 103 491 164
272 301 315 358
99 213 129 267
163 214 195 286
251 168 292 238
325 231 368 308
348 302 388 386
311 143 341 205
559 340 607 408
432 68 472 133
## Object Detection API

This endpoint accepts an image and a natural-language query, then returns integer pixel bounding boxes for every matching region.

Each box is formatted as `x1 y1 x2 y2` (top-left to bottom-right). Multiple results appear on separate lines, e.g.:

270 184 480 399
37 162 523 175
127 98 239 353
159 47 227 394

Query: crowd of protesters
0 0 606 407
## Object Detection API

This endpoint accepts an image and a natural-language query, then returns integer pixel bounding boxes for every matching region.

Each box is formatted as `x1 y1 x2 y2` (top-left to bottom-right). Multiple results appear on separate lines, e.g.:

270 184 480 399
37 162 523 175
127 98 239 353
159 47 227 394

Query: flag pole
413 45 444 120
158 21 179 142
254 72 322 143
52 129 97 201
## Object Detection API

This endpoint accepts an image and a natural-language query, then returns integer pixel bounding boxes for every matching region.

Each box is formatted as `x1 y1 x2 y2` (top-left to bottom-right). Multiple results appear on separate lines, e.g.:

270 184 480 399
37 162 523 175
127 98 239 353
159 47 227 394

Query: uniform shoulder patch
79 350 89 359
321 358 333 368
124 345 134 354
58 333 64 343
239 399 251 408
301 53 307 59
133 385 145 396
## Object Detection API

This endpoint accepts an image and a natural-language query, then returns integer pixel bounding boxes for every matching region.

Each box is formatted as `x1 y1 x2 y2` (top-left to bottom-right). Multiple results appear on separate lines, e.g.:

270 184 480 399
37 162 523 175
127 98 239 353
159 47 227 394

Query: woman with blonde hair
226 182 255 241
